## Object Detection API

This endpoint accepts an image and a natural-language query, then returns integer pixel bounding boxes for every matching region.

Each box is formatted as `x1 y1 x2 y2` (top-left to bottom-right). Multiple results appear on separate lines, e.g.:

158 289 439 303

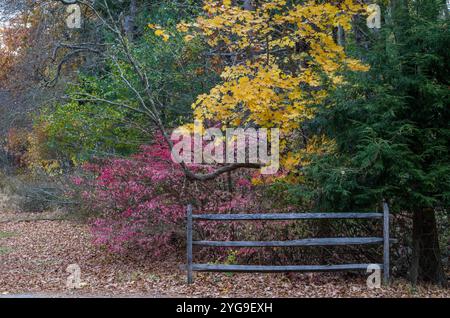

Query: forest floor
0 210 448 298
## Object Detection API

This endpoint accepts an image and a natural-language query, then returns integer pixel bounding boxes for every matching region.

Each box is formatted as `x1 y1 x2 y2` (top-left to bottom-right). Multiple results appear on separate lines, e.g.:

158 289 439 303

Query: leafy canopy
172 0 369 172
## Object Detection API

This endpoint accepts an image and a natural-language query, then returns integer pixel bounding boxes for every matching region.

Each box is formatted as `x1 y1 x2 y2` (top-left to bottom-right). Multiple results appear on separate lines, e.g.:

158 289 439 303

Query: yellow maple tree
176 0 369 177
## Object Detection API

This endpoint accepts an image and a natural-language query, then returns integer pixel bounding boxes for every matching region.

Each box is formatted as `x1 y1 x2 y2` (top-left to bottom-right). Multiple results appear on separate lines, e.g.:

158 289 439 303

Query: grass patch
0 246 12 255
0 231 15 239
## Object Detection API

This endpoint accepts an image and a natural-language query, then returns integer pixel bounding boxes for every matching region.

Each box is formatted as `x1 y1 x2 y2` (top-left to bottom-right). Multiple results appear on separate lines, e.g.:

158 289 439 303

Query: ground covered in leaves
0 211 448 298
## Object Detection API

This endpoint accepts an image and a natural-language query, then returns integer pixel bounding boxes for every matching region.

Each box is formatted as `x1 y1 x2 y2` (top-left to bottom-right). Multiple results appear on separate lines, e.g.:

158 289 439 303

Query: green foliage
0 246 12 255
0 231 15 239
39 0 217 164
40 77 145 163
129 23 217 125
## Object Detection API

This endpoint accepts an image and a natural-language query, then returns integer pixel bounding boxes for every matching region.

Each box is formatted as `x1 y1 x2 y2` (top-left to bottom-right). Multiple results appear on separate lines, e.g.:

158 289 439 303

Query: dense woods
0 0 448 296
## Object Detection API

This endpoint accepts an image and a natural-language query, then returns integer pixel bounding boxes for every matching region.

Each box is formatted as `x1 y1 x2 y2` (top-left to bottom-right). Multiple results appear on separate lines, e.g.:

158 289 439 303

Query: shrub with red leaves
77 135 279 259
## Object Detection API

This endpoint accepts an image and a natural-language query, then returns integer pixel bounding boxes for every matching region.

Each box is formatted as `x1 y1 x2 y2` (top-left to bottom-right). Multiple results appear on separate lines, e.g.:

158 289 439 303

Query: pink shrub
77 136 247 256
76 135 298 261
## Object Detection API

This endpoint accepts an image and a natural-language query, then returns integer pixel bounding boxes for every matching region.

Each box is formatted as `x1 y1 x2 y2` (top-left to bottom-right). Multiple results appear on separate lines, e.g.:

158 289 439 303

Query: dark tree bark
410 208 447 286
243 0 253 10
124 0 137 40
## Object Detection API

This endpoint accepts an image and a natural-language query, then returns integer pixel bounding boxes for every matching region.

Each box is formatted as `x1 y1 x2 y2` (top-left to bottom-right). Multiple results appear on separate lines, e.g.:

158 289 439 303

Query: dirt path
0 212 448 298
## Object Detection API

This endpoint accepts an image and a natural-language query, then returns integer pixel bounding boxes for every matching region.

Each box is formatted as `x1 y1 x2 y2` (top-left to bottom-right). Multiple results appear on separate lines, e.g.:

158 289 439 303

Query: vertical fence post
383 200 390 285
187 204 193 284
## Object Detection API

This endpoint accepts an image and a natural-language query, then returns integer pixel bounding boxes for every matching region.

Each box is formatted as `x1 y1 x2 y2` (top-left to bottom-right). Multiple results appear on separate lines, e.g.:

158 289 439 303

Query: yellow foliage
148 23 171 41
154 29 170 42
180 1 369 175
5 124 61 175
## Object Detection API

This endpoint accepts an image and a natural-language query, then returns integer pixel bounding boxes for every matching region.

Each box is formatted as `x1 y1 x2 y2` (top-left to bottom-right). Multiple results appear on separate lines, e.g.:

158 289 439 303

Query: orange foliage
0 16 31 81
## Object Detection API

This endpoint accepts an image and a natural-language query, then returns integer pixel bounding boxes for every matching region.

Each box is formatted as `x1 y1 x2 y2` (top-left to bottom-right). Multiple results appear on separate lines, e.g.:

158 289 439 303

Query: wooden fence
186 202 392 284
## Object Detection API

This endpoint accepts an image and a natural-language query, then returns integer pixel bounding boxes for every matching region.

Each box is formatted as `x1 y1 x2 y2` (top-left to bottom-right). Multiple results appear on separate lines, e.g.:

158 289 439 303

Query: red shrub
78 135 282 259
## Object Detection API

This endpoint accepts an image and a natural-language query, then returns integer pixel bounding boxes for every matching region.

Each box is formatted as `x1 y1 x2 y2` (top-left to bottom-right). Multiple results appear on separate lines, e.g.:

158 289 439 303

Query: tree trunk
124 0 137 40
410 208 447 286
337 26 345 46
243 0 253 10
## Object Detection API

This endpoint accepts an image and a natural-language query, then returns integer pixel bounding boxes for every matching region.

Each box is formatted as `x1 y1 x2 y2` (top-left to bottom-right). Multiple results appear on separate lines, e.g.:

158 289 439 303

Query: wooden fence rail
186 203 392 284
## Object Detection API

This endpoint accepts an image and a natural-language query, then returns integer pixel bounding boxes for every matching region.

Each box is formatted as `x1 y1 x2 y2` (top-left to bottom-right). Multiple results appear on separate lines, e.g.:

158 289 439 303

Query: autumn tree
174 0 369 172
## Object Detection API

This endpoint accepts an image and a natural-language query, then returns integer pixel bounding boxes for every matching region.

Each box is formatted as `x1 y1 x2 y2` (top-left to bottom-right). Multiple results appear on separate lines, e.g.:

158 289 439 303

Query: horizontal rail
186 203 392 284
193 237 387 247
192 212 383 221
191 263 383 272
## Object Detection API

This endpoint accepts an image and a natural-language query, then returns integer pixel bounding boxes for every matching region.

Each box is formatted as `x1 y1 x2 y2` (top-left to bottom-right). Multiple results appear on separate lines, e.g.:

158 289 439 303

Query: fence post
383 200 390 285
187 204 193 284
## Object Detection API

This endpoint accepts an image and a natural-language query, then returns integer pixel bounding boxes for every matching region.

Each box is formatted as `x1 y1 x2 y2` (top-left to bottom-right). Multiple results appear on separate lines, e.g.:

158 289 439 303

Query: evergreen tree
301 0 449 285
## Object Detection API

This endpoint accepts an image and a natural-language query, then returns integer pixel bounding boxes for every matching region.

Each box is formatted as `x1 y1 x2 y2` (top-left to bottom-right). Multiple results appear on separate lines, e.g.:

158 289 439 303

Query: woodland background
0 0 448 295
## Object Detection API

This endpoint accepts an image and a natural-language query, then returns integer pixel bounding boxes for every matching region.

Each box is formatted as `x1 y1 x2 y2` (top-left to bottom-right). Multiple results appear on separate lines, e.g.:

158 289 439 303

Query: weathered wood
191 263 383 273
193 237 385 247
383 201 390 285
186 205 193 284
192 212 383 221
185 204 393 283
